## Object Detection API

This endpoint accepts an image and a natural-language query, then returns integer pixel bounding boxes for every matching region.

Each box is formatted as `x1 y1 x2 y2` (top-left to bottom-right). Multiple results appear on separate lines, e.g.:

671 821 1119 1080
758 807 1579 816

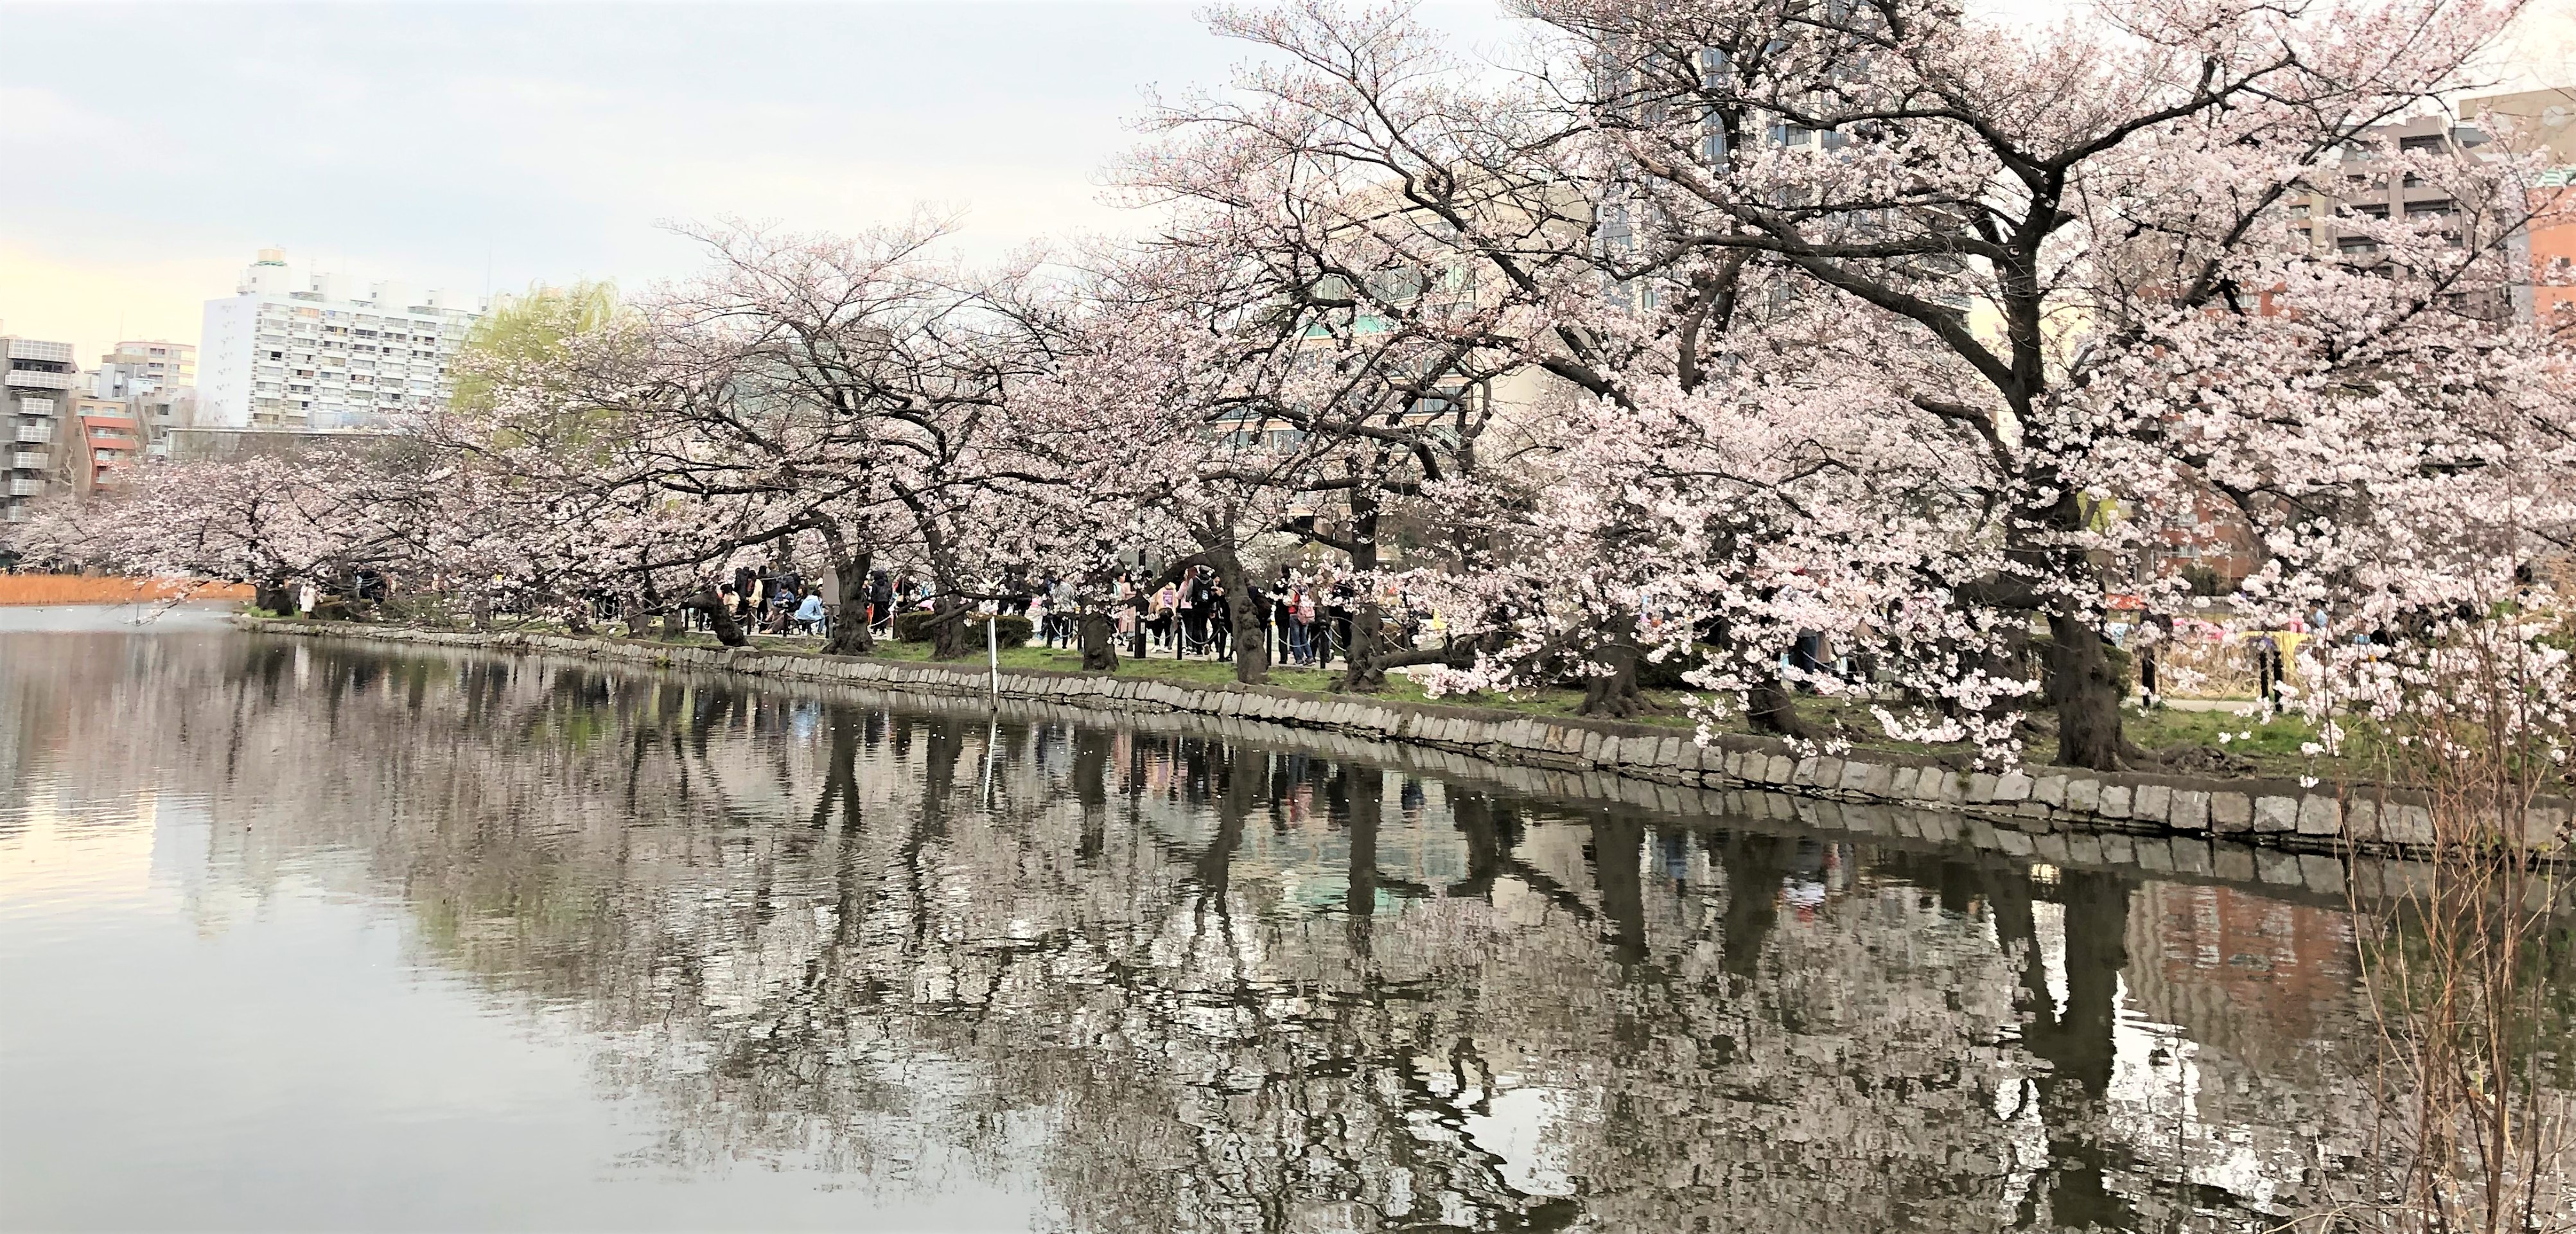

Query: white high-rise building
198 249 488 430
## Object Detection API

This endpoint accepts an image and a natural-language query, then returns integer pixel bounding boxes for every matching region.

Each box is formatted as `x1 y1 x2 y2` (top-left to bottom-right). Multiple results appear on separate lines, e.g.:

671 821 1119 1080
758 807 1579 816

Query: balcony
4 369 76 391
13 424 51 443
11 451 45 470
6 339 73 364
8 478 42 497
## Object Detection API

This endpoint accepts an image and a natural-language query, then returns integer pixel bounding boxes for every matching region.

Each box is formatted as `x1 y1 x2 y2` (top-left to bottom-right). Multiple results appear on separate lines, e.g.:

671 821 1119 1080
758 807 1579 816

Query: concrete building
198 248 487 431
64 394 143 491
3 330 78 523
2463 87 2576 331
89 339 196 400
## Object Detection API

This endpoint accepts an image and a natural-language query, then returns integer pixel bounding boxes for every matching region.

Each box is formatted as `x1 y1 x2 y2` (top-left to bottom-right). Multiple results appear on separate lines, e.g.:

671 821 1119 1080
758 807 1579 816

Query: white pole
981 718 997 806
986 609 1001 705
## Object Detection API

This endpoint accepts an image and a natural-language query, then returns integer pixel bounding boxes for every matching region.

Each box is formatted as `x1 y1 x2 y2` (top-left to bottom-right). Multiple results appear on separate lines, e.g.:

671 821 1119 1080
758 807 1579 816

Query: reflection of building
2 331 78 522
198 247 486 430
2123 881 2356 1068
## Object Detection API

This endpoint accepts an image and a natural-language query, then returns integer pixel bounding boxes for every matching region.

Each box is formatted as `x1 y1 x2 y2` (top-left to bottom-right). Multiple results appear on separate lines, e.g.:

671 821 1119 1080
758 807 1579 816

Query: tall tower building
197 248 487 430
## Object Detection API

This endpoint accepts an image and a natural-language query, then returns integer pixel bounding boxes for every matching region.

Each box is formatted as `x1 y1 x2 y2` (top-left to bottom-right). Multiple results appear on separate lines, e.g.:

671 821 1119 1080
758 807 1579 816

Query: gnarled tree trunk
2048 609 2124 770
684 585 750 648
1579 613 1649 719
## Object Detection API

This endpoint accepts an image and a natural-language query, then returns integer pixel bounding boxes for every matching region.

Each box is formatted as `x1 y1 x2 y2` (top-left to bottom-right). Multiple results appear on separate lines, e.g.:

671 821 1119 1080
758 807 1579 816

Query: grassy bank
665 628 2352 779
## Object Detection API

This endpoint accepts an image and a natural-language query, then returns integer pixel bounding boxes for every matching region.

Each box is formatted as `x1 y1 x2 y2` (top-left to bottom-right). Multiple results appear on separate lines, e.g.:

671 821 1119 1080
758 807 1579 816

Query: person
794 588 827 635
1178 567 1209 657
1149 579 1178 653
1208 579 1232 660
720 583 742 619
1273 567 1297 664
1298 582 1319 664
868 569 894 635
2247 631 2282 710
1049 575 1079 648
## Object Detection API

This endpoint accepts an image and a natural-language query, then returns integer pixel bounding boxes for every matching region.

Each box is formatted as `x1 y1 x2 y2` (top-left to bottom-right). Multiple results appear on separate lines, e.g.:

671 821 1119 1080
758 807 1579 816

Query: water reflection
1 632 2385 1231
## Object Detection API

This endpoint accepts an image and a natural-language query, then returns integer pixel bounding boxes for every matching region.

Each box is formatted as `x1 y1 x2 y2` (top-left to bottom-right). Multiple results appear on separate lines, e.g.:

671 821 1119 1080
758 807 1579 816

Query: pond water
1 619 2386 1231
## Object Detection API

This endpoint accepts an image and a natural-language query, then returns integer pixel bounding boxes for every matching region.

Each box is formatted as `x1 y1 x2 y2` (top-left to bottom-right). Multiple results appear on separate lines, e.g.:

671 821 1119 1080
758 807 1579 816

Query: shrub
891 610 1033 648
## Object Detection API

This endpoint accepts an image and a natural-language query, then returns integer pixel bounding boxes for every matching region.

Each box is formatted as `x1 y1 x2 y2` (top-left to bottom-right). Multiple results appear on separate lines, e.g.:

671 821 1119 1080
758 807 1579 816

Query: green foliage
448 280 623 417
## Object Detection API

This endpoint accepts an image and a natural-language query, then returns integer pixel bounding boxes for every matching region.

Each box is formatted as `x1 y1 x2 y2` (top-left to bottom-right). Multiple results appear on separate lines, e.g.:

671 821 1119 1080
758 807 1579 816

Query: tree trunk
254 579 294 617
1340 605 1388 692
1338 490 1387 691
1580 615 1649 719
823 549 874 657
687 584 750 648
1079 610 1120 672
1748 674 1813 739
2048 610 2124 770
1198 542 1268 685
928 597 971 660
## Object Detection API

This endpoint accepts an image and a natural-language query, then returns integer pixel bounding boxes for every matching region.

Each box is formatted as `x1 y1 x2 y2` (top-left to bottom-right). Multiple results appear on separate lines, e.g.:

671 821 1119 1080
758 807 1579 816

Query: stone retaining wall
241 619 2572 880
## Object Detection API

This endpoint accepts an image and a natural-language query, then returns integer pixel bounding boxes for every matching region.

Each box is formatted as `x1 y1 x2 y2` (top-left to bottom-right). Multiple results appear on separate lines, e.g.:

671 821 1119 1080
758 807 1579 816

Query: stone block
1765 755 1795 784
2300 854 2345 895
2210 792 2252 833
2522 804 2571 850
2205 842 2250 883
2099 834 2134 866
1654 737 1683 768
1839 761 1875 794
2033 834 2070 864
1864 762 1906 804
1996 829 2035 856
2098 784 2132 819
1936 771 1967 805
2133 783 2172 825
2065 777 2101 813
2169 789 2210 833
2034 775 2068 807
2344 798 2379 844
2296 795 2343 837
1967 772 1999 804
1993 772 2034 802
2065 834 2103 866
1792 756 1821 787
1581 731 1606 764
2253 796 2299 834
2256 848 2302 885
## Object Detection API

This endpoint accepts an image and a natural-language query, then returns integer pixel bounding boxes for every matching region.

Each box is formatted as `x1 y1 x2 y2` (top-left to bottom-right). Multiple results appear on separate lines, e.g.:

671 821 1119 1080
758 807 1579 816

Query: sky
0 0 2567 366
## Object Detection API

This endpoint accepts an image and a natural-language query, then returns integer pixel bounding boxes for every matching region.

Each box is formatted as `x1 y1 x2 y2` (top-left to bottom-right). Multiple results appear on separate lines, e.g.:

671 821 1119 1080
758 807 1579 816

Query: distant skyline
1 0 2566 364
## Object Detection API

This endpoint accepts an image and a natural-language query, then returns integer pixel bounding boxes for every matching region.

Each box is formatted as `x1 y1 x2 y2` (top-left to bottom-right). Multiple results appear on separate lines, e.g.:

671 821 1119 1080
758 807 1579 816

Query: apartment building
2463 87 2576 330
90 339 196 400
64 394 143 491
198 248 487 430
2 331 77 523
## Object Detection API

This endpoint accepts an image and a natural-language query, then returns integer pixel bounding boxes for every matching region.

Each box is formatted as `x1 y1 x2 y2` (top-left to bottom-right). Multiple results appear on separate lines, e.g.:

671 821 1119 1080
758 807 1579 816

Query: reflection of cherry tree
4 634 2449 1231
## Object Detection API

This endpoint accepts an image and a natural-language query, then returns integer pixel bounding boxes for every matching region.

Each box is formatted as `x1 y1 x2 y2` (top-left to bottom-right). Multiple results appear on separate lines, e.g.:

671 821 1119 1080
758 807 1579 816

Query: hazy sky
0 0 2566 364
